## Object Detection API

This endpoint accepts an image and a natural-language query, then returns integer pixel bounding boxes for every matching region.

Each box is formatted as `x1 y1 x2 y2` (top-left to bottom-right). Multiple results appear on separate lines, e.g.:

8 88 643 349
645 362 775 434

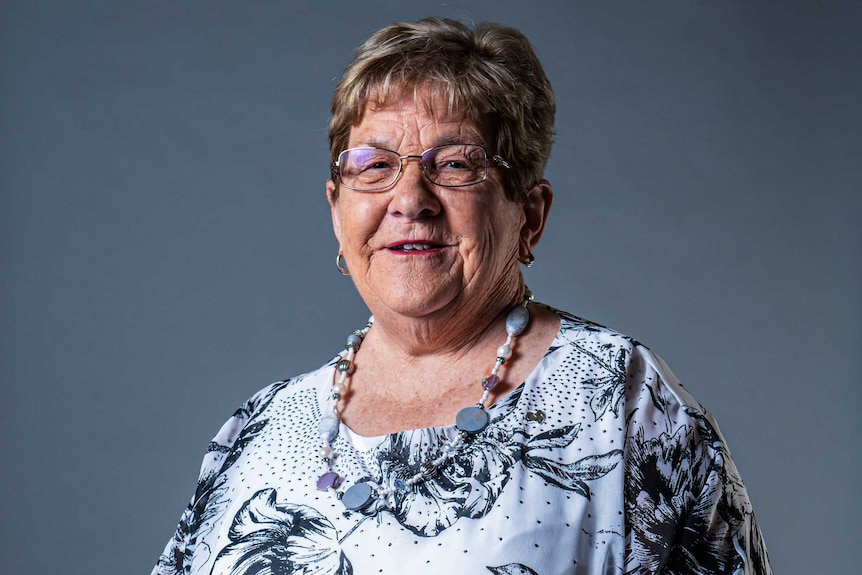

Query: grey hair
328 17 555 202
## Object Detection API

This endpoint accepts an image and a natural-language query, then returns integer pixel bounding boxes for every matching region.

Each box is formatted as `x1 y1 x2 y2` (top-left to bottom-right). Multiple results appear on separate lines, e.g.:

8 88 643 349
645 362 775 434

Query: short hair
328 17 555 202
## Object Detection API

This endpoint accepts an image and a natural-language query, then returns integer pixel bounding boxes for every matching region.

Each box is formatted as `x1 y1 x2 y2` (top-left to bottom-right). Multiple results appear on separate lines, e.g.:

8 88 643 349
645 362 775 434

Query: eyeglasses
333 144 511 192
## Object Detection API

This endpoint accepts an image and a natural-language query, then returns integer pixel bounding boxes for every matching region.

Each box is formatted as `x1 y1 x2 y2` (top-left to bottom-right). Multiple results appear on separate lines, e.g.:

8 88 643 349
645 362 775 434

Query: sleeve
151 382 286 575
624 347 772 575
662 439 773 575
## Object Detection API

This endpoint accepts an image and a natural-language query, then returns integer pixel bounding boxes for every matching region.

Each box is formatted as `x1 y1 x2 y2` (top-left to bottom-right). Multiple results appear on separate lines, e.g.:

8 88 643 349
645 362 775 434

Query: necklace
315 290 534 512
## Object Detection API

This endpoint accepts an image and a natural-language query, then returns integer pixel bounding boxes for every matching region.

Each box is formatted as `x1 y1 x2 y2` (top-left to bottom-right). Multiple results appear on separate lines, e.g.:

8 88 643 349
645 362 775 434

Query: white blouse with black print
154 306 772 575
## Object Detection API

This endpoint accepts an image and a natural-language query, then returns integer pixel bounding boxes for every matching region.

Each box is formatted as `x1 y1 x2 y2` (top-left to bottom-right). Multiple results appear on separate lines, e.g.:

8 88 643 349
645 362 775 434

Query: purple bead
316 471 341 491
482 374 499 390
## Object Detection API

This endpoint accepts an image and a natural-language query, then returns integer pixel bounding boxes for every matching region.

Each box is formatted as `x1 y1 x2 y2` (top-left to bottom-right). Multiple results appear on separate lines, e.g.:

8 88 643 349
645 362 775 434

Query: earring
336 251 350 276
523 252 535 268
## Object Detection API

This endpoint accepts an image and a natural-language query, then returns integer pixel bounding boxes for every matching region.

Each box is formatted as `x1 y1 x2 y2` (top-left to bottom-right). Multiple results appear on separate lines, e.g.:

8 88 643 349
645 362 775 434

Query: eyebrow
357 132 486 152
359 138 397 151
435 132 484 147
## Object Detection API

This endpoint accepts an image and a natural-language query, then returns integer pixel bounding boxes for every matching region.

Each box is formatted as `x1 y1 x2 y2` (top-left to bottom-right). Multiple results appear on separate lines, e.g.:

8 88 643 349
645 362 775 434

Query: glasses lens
339 148 400 191
423 145 488 187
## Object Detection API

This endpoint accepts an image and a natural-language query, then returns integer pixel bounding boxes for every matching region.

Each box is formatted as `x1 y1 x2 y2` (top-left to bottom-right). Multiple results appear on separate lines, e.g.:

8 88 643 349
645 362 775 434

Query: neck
363 281 527 359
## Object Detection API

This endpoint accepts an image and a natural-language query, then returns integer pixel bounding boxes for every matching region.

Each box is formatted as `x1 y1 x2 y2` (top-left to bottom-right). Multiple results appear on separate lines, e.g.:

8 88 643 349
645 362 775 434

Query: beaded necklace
315 290 534 513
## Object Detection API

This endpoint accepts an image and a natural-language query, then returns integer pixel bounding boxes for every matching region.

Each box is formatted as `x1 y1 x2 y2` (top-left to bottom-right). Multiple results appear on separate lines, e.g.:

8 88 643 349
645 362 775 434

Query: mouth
386 241 445 253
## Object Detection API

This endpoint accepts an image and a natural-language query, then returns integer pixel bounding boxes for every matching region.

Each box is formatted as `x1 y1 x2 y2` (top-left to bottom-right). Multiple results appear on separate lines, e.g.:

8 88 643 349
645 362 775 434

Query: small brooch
525 410 545 423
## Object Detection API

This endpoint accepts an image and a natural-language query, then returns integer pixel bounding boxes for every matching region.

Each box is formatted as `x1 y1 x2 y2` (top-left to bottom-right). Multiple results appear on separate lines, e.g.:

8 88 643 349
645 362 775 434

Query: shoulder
555 308 775 574
545 305 712 423
551 306 642 349
543 305 734 489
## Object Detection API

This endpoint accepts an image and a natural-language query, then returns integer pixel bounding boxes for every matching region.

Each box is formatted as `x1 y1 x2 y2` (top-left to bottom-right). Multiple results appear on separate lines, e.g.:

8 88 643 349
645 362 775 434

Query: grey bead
346 333 363 349
456 406 490 434
342 482 375 511
505 306 530 336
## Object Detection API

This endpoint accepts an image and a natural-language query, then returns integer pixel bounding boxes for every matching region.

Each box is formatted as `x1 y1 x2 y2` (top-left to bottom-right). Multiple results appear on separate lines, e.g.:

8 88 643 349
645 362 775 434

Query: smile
387 242 444 252
397 243 434 251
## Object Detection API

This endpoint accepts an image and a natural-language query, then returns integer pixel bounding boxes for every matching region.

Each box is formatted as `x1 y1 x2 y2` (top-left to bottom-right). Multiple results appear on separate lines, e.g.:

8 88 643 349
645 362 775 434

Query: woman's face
327 90 539 322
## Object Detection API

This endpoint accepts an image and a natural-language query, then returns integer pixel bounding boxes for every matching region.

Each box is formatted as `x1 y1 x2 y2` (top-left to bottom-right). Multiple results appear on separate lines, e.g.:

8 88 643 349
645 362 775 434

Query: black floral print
210 488 351 575
358 419 622 536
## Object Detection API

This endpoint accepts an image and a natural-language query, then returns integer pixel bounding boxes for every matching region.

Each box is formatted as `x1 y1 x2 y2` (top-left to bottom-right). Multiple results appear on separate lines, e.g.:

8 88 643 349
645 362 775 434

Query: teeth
400 243 433 251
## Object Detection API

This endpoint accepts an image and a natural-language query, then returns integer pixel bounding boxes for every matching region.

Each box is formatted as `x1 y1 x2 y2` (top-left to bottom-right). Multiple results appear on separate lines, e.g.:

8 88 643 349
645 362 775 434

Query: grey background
1 1 859 573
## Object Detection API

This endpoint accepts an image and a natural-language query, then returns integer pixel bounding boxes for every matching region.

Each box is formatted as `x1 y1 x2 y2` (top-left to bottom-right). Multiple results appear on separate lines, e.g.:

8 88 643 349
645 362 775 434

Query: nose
387 157 441 219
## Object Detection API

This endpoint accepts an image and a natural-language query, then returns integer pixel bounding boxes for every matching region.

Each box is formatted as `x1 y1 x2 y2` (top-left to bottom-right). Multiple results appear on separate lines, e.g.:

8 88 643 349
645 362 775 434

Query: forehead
348 87 491 148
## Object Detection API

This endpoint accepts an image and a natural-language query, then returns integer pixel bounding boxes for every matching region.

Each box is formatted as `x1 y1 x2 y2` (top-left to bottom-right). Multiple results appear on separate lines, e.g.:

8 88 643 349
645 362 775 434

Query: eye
431 150 472 171
343 149 397 174
367 159 396 171
338 148 402 190
439 158 470 170
428 145 485 173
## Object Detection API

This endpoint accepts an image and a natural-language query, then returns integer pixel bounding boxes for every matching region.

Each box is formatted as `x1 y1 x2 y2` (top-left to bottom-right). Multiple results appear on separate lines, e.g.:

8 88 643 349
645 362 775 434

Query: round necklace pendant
342 481 376 511
455 406 490 434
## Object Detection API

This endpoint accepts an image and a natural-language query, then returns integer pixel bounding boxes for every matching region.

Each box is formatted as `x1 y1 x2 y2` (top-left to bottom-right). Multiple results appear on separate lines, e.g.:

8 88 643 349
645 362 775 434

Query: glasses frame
332 144 511 192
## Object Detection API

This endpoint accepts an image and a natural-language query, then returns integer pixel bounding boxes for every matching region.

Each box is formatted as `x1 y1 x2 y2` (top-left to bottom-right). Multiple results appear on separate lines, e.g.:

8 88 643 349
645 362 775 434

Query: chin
372 284 461 319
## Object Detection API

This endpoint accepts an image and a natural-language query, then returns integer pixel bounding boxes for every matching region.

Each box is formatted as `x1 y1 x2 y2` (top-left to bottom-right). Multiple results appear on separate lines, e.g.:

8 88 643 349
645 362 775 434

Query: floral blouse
153 307 771 575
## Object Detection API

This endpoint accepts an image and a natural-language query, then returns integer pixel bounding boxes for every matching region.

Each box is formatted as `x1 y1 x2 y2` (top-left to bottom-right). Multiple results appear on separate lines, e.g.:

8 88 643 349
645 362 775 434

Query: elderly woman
154 18 771 575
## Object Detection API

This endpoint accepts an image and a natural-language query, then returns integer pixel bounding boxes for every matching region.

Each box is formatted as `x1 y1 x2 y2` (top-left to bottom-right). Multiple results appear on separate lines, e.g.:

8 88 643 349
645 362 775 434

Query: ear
327 179 342 246
519 180 553 261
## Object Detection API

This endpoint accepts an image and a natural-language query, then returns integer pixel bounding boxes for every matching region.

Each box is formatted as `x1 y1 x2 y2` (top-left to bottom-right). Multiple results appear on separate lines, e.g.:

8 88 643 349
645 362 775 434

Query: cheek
339 200 386 251
463 203 523 262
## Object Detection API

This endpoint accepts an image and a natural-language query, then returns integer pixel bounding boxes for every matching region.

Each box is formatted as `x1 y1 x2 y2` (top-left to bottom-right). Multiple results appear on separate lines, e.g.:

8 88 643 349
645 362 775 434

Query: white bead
497 344 512 359
318 445 333 459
